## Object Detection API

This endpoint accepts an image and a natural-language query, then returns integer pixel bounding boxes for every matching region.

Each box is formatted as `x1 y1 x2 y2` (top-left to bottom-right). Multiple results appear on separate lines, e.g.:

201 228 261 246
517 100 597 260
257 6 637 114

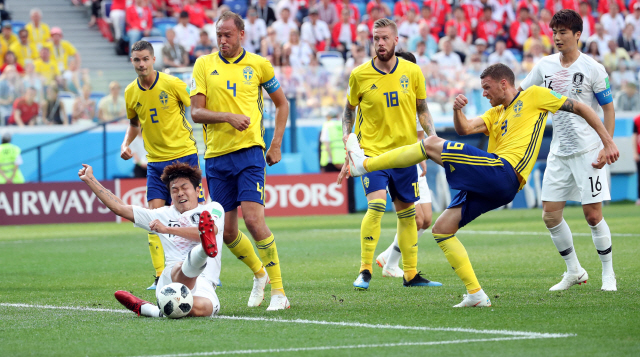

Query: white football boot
453 289 492 308
345 133 368 177
247 272 270 307
266 294 290 311
549 268 588 291
601 275 617 291
376 251 389 268
381 265 404 278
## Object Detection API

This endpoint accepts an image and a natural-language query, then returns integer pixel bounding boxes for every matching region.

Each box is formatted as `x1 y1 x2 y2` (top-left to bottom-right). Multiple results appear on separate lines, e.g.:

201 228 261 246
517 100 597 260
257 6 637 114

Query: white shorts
156 263 220 317
541 146 610 205
416 164 432 204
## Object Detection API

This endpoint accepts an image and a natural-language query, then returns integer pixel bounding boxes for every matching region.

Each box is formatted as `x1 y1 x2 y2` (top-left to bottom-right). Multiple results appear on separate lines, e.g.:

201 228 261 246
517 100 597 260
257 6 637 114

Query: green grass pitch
1 204 639 356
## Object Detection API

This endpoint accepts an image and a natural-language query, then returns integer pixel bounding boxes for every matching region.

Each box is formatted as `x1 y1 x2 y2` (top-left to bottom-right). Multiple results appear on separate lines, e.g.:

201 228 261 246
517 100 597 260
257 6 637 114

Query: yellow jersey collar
137 71 160 91
371 56 399 75
505 91 521 110
219 48 246 64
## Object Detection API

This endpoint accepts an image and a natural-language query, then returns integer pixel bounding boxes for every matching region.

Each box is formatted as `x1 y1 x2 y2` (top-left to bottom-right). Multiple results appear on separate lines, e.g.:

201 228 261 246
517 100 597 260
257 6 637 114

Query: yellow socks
434 234 481 293
148 233 164 277
365 141 428 172
256 234 285 295
397 206 418 281
360 199 386 272
226 231 263 275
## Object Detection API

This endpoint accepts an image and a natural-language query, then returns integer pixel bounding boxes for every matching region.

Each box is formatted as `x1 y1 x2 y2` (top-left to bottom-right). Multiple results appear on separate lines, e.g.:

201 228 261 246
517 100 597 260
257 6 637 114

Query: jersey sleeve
132 205 159 232
259 58 280 94
532 86 568 113
190 57 207 96
414 66 427 100
592 65 613 106
65 41 77 56
173 77 191 107
346 72 360 107
124 88 137 120
519 61 542 90
480 106 499 136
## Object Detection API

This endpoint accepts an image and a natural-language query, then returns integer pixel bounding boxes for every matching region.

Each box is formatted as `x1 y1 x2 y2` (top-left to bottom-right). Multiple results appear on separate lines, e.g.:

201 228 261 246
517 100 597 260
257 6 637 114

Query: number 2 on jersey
150 108 158 123
383 91 398 107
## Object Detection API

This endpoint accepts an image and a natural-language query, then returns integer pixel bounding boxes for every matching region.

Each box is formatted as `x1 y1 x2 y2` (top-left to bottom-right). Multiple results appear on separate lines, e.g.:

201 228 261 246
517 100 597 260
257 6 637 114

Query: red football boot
199 210 218 258
114 290 152 316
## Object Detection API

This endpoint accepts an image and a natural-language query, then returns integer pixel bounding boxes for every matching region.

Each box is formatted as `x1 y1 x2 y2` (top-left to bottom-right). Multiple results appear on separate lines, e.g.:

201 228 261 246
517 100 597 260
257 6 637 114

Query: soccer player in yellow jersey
120 41 204 290
190 11 291 311
341 18 441 290
345 63 619 306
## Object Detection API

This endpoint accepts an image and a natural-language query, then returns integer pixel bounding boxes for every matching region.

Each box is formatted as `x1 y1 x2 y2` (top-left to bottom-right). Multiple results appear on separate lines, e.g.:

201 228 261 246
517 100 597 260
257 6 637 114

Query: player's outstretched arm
78 164 134 221
265 87 289 166
121 116 140 160
558 98 620 165
190 93 250 131
417 99 436 136
147 219 205 241
452 94 488 136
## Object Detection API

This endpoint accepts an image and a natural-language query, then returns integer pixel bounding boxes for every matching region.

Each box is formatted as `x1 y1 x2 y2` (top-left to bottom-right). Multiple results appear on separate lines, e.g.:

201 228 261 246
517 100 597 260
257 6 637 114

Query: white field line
309 228 640 237
0 237 101 244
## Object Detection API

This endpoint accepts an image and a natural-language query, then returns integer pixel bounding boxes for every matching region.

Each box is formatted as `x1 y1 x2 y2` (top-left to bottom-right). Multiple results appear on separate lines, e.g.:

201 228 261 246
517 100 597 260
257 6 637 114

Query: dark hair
549 9 582 34
396 51 416 64
480 63 515 86
216 11 245 32
179 10 189 18
160 162 202 192
131 40 154 56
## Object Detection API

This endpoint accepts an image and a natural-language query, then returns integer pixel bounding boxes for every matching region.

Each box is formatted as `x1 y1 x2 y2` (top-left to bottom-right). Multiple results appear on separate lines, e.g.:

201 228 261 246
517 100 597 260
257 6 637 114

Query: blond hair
373 18 398 35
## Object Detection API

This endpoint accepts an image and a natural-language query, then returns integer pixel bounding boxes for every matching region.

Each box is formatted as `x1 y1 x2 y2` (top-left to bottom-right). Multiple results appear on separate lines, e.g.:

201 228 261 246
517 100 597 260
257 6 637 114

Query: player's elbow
191 107 204 123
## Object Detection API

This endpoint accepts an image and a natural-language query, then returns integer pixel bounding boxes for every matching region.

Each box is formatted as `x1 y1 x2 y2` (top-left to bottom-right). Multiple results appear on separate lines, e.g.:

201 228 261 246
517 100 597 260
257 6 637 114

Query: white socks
548 219 582 274
590 218 614 277
386 229 426 268
140 303 162 318
182 244 209 278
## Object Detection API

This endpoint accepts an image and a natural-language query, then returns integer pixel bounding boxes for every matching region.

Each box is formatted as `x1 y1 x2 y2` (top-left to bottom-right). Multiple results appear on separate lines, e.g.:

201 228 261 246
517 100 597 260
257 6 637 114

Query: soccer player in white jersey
518 9 617 291
373 51 433 278
79 162 225 317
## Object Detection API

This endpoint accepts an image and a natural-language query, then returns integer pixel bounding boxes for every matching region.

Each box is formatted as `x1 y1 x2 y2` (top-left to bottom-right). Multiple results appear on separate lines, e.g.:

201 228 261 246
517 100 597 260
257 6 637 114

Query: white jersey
132 202 225 282
520 53 613 157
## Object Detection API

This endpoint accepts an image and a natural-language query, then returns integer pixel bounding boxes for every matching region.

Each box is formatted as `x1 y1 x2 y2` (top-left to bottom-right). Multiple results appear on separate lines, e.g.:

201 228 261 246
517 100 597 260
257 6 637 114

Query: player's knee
584 211 602 227
414 214 424 229
422 135 439 149
542 210 563 228
189 297 214 317
243 214 267 236
431 221 453 235
422 216 432 230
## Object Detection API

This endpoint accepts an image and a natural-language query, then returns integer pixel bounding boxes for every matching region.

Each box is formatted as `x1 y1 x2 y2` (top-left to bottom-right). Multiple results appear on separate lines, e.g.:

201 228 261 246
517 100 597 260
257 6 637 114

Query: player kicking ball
79 162 224 317
345 63 619 307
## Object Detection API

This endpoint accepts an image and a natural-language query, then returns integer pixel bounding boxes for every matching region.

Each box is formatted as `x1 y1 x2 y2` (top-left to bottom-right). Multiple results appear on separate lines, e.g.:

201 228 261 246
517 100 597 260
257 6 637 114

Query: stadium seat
11 20 25 34
153 17 178 37
225 0 248 17
142 36 167 70
58 91 77 123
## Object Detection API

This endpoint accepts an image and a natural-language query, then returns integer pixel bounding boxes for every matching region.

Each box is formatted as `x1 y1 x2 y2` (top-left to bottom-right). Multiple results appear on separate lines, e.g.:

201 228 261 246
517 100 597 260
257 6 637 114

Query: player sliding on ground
79 162 223 317
345 63 619 307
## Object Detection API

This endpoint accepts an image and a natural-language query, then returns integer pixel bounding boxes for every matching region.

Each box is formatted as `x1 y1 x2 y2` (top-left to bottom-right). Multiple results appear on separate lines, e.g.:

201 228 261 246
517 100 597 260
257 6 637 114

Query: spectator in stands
277 0 299 23
331 8 356 59
527 39 545 64
538 8 554 40
25 8 50 49
545 0 578 15
618 24 638 56
10 29 38 68
432 37 463 79
509 7 532 50
284 29 313 68
364 6 383 33
578 2 595 45
110 0 128 41
8 87 39 126
355 24 373 57
446 7 473 45
62 57 87 95
488 39 519 70
423 0 450 36
476 5 505 47
394 0 419 19
22 63 44 103
98 81 126 123
162 28 189 68
261 27 281 63
0 132 25 184
417 6 436 35
194 30 214 58
413 41 431 66
517 0 539 14
0 65 22 124
367 0 391 18
42 85 67 125
627 4 640 41
272 7 298 45
0 21 17 50
408 22 437 55
174 11 200 56
319 108 344 173
183 0 213 28
585 40 602 61
603 39 630 70
472 38 490 63
316 0 337 28
126 0 162 48
47 27 80 72
336 0 360 23
88 0 102 28
588 24 613 57
614 82 640 110
524 23 552 55
398 8 420 41
598 0 627 19
345 44 368 69
440 25 470 61
34 47 61 87
301 7 331 52
460 0 483 30
71 84 96 123
601 3 626 41
244 7 267 54
610 59 636 89
1 51 23 74
256 0 277 27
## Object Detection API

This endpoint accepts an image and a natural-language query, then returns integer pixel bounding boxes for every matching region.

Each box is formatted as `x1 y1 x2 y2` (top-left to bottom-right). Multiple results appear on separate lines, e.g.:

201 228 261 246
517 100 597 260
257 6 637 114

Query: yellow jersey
481 85 567 189
33 58 60 84
0 33 18 48
9 41 38 67
347 57 427 157
44 40 77 71
25 22 50 48
125 71 197 162
190 49 280 158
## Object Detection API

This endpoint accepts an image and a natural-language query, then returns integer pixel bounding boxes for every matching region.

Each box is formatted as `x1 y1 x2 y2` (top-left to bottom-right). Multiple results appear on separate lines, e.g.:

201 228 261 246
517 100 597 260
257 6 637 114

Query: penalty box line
1 303 574 339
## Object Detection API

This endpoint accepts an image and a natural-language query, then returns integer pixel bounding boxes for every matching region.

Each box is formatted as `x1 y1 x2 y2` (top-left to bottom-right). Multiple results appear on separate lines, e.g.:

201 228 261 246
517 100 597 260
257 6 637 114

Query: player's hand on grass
266 146 281 166
149 219 168 234
337 160 350 185
593 142 620 168
453 94 468 110
78 164 94 181
228 114 251 131
419 161 427 177
120 144 133 160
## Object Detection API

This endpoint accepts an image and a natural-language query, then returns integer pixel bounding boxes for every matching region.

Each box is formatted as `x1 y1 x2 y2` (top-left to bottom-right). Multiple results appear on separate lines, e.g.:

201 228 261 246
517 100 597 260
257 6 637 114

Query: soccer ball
157 283 193 319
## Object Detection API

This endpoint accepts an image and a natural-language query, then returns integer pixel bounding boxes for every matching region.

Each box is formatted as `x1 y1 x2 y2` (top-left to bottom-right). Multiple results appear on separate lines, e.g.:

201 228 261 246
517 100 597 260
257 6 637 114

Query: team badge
190 213 200 224
243 66 254 84
572 72 584 87
400 75 409 93
513 100 523 113
364 177 370 188
159 90 169 109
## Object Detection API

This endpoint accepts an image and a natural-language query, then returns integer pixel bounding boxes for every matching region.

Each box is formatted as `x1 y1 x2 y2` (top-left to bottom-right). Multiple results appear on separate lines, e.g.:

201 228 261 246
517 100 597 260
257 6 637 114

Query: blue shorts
146 153 205 204
205 146 266 212
361 166 419 203
442 141 520 228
